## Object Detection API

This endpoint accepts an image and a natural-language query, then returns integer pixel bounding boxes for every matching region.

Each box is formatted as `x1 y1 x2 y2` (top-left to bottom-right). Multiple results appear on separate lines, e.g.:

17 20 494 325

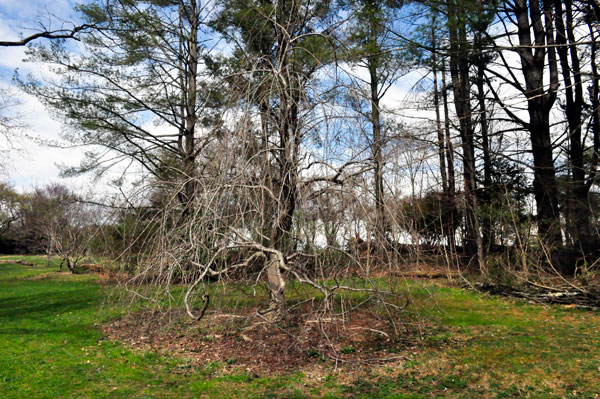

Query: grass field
1 256 599 398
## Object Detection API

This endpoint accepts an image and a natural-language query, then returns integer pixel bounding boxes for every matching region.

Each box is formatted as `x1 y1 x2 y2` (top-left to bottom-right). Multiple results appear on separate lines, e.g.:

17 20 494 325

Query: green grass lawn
1 256 599 398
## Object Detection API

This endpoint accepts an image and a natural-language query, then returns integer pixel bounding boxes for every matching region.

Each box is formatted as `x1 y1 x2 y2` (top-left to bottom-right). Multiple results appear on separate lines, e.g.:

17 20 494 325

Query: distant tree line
0 183 108 271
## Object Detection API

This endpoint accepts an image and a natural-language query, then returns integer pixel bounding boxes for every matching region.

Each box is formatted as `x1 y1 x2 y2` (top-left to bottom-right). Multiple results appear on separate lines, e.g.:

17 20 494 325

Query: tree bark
366 0 388 248
442 59 457 255
446 0 485 271
264 2 303 316
178 1 199 216
555 0 594 251
513 0 562 246
476 62 493 250
432 19 448 194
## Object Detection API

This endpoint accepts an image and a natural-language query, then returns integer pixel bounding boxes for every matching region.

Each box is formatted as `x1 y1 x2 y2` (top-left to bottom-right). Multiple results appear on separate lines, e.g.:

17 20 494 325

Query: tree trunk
432 19 457 259
529 108 562 245
264 8 302 316
176 1 199 216
585 20 600 247
555 0 594 251
47 242 52 268
432 19 448 195
513 0 562 246
476 63 493 250
442 59 457 256
367 5 387 249
447 0 485 271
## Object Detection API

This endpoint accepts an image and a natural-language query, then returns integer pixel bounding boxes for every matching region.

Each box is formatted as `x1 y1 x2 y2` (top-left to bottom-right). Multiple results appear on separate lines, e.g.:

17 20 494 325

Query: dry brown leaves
102 307 425 376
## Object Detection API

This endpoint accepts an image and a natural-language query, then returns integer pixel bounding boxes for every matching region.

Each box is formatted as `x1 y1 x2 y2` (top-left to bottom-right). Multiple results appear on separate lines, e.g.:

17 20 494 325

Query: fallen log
473 283 600 311
392 271 459 279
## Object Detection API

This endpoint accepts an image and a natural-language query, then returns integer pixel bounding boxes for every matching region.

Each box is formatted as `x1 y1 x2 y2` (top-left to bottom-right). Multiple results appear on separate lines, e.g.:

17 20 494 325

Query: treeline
12 0 600 316
0 184 87 264
0 183 137 271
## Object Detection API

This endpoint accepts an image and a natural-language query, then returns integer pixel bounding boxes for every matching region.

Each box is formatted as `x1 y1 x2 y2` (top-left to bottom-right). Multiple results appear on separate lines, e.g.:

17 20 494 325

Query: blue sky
0 0 96 193
0 0 434 198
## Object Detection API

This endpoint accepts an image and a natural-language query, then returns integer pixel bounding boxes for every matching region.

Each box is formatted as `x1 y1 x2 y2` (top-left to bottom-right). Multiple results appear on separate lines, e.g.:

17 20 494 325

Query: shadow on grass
0 289 97 323
0 324 94 336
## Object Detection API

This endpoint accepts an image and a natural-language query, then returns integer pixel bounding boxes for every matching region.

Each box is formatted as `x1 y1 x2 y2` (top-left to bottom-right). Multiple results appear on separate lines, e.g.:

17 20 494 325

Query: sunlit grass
1 256 599 398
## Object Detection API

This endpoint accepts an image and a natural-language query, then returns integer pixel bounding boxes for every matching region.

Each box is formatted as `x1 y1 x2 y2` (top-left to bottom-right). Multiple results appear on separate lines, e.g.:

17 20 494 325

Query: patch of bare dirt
102 306 427 376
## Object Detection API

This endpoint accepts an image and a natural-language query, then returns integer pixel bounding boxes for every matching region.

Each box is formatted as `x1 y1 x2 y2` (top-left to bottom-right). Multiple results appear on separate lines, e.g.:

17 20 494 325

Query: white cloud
0 1 103 194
